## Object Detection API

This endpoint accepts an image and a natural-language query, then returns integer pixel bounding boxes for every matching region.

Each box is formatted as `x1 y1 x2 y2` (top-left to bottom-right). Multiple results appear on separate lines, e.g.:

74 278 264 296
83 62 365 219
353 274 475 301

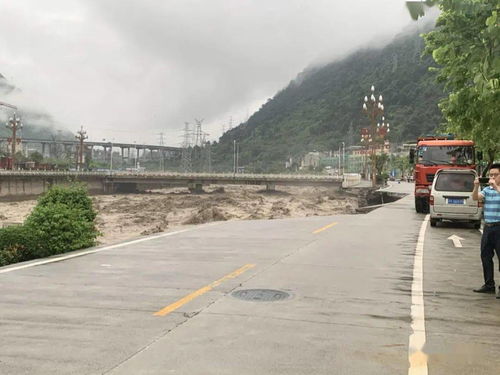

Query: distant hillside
213 26 445 172
0 74 73 140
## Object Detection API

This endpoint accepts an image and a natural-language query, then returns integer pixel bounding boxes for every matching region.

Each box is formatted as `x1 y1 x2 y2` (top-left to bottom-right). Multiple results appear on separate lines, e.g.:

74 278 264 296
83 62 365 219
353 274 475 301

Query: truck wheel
422 198 430 214
430 218 437 227
415 197 422 213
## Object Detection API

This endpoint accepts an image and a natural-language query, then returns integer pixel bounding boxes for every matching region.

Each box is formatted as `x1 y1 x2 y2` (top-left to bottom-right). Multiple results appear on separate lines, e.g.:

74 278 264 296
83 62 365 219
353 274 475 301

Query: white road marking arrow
448 234 464 248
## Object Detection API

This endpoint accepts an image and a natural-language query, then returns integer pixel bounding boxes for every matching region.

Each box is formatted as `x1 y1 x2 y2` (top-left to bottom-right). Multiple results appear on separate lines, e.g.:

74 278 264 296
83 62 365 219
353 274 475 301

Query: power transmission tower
193 118 204 147
181 122 192 172
228 116 233 131
192 118 204 172
75 126 88 171
5 113 22 170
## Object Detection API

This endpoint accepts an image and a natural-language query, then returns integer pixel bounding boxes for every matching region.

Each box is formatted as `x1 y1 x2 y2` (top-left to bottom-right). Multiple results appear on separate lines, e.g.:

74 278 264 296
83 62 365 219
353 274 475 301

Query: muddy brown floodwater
0 185 362 245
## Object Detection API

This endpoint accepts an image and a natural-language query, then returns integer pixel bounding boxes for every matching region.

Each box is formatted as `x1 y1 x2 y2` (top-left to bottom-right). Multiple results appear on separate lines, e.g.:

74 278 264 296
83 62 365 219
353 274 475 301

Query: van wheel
430 219 437 227
473 221 481 230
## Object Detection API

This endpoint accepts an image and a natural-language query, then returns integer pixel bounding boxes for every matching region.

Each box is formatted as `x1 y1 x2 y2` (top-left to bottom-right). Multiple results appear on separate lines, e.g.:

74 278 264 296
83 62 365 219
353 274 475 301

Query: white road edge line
408 214 429 375
0 228 191 274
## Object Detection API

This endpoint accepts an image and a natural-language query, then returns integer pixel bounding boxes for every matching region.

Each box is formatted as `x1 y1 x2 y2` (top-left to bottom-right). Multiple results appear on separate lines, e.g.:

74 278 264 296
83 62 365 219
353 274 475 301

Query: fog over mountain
0 0 434 145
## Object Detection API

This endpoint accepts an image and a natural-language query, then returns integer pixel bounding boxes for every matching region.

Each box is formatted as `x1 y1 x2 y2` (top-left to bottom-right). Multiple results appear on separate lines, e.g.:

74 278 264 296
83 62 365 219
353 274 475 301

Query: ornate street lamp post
5 113 22 170
361 85 390 186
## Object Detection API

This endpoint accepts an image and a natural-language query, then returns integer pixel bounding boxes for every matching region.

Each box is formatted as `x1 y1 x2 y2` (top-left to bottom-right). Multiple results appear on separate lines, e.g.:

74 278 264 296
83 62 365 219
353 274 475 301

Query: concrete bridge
0 171 345 198
0 137 181 166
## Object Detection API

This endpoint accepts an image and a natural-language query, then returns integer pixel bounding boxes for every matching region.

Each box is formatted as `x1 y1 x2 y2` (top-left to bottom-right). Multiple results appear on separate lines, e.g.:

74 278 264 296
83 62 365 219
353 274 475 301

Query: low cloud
0 0 422 145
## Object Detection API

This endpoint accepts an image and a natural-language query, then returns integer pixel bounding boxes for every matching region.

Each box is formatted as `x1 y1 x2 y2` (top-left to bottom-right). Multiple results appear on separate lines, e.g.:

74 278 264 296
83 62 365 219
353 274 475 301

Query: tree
419 0 499 168
372 153 389 178
14 151 27 163
406 1 440 21
29 151 43 164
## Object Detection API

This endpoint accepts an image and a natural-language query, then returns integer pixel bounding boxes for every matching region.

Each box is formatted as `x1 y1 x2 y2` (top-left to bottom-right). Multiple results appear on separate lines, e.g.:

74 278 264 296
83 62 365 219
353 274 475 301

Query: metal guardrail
0 170 342 181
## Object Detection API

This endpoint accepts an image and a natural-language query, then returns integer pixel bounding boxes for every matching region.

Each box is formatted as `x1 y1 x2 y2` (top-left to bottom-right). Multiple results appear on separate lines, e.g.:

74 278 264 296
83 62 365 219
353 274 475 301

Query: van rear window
435 173 475 192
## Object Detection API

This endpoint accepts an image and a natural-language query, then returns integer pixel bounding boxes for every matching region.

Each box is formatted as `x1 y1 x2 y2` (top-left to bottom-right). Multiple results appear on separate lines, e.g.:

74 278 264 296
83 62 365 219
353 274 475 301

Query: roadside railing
0 170 342 181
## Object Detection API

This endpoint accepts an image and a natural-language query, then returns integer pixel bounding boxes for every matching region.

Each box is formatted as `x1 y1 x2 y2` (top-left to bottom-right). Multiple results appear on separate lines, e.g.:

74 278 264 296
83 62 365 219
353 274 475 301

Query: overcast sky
0 0 424 146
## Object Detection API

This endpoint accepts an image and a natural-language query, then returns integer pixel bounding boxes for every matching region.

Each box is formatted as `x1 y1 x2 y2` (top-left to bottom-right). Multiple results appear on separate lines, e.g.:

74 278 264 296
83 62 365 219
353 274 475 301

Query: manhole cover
231 289 290 302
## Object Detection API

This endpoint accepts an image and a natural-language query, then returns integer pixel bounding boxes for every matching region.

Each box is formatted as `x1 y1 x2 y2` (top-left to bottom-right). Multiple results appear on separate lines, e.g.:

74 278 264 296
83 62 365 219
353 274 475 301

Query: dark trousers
481 225 500 287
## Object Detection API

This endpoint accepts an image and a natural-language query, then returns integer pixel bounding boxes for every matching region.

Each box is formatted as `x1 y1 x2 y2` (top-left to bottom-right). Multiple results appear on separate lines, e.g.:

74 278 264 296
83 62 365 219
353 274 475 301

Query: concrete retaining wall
0 176 103 199
342 173 361 188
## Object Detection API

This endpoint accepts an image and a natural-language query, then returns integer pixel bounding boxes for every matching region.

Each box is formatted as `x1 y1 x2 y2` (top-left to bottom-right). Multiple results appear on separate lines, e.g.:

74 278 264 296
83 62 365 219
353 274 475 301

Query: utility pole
338 145 341 176
75 126 88 171
236 142 239 173
5 113 22 170
233 140 236 174
342 141 345 175
233 140 239 174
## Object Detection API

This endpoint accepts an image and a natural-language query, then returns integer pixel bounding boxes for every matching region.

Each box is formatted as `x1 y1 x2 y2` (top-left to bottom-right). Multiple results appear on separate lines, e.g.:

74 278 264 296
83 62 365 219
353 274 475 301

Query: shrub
25 203 99 257
0 184 100 267
0 225 39 266
36 184 97 222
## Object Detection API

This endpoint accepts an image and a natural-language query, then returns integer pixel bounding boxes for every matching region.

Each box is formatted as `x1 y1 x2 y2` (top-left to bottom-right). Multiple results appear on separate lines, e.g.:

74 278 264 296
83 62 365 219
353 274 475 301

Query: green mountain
212 26 445 173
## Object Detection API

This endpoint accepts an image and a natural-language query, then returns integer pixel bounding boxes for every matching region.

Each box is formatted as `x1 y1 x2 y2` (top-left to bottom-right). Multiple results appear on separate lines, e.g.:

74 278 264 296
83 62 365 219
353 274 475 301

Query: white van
429 169 482 228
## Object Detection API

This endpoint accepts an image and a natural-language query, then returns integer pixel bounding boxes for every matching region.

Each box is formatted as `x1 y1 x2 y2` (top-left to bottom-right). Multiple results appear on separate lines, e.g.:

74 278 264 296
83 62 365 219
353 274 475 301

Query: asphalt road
1 182 499 374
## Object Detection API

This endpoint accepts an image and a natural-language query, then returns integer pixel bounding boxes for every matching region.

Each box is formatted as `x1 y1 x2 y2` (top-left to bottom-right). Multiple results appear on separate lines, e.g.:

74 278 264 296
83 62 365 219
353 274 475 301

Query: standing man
473 163 500 296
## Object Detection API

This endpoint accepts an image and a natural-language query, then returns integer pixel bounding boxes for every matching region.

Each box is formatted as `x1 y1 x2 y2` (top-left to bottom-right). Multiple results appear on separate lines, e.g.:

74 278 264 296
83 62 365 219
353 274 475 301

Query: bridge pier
121 147 125 166
266 183 276 192
188 182 204 194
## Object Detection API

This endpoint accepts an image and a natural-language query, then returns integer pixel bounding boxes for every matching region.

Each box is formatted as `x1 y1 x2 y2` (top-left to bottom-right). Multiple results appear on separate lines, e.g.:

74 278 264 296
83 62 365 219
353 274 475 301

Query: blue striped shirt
481 186 500 223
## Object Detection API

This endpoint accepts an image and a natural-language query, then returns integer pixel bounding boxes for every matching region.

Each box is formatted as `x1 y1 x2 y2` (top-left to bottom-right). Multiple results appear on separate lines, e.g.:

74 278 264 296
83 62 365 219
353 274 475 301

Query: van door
432 171 478 214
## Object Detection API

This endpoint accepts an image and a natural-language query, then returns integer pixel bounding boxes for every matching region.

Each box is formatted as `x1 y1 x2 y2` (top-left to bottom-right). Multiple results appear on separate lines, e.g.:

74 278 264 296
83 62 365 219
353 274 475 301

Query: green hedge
0 184 99 267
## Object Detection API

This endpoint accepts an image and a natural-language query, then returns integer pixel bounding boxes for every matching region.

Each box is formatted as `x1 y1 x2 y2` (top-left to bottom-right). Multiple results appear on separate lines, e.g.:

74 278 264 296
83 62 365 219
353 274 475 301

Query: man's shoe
473 285 496 293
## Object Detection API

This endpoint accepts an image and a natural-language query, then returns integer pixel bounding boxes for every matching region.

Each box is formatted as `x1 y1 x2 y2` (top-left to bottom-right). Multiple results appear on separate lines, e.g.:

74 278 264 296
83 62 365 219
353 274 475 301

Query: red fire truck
410 134 478 213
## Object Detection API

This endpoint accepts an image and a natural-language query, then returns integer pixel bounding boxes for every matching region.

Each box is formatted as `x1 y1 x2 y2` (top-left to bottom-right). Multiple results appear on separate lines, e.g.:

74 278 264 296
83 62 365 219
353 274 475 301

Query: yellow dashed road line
313 221 338 234
153 264 256 317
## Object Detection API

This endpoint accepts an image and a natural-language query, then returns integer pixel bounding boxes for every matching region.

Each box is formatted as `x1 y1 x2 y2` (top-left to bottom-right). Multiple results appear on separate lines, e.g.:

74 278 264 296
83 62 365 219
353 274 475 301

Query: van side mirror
477 151 483 161
409 149 415 164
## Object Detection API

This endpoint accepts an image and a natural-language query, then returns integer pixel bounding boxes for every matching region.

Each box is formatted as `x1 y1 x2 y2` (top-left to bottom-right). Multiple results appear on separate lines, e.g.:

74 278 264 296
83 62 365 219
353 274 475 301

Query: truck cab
410 136 476 213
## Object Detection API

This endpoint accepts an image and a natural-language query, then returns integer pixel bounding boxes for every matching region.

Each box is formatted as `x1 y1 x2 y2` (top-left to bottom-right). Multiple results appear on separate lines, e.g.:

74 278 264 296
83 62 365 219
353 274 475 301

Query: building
300 151 322 169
